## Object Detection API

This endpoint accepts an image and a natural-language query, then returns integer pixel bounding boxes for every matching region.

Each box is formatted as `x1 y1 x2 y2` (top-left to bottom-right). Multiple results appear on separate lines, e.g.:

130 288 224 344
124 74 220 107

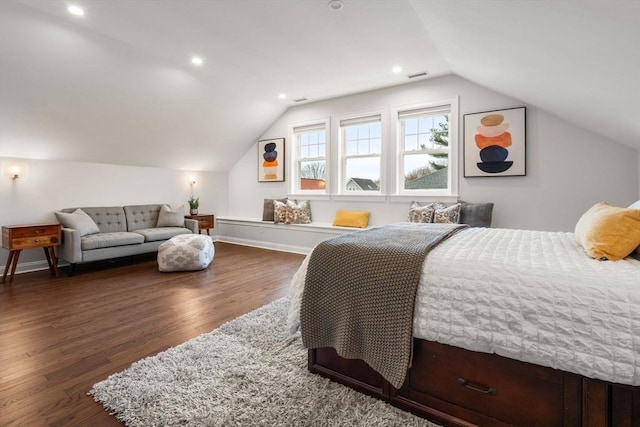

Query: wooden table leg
3 250 21 284
2 250 16 283
43 246 59 277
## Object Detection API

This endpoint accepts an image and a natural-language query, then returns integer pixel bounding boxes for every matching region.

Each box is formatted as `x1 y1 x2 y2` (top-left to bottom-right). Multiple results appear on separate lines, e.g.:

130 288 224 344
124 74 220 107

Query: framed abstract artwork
258 138 285 182
463 107 526 177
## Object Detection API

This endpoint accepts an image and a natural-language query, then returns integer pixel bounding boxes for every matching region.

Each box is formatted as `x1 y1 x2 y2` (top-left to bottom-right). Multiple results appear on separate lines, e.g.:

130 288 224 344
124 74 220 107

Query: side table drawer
11 235 60 250
198 219 213 229
11 224 60 238
3 224 62 251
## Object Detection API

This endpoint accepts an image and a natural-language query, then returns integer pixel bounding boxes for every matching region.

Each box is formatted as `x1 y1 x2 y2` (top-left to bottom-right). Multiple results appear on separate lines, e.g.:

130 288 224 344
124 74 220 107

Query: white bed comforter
288 227 640 386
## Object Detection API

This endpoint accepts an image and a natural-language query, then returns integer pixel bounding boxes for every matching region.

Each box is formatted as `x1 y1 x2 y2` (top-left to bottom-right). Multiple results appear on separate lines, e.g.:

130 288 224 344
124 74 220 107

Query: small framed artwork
258 138 285 182
464 107 526 177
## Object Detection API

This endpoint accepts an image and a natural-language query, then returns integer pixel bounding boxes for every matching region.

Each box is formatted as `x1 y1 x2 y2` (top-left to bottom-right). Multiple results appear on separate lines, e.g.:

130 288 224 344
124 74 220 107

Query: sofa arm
58 227 83 264
184 218 199 234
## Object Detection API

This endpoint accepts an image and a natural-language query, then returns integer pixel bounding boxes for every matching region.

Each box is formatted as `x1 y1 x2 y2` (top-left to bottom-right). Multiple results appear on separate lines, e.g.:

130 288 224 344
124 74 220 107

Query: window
396 101 456 195
287 97 458 200
340 114 382 193
291 121 328 193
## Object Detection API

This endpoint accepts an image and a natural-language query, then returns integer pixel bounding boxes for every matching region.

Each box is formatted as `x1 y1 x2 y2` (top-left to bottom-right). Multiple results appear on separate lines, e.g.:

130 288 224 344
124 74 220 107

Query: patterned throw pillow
288 200 312 224
407 201 434 223
273 200 292 224
263 198 288 221
433 203 462 224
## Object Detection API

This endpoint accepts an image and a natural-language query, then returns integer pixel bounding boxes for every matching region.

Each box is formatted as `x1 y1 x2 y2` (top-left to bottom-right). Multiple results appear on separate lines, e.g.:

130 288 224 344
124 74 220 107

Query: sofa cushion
124 204 163 231
81 232 145 251
61 206 127 233
134 227 192 242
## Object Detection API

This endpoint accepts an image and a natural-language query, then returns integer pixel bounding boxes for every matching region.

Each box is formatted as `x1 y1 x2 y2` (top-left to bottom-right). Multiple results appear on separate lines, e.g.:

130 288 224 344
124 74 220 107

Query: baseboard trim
0 259 52 276
215 235 310 255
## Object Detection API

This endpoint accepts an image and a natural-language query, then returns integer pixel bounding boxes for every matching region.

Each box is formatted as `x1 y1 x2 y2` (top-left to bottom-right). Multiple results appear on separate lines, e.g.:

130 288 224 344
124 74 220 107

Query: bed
288 225 640 427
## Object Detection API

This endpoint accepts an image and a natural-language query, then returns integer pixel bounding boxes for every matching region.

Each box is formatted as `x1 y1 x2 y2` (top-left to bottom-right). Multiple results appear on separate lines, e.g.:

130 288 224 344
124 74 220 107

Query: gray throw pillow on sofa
55 208 100 236
157 205 185 227
459 202 494 228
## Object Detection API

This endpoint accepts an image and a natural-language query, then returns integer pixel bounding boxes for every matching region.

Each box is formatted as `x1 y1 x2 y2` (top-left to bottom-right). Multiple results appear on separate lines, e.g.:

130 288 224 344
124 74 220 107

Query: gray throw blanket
300 222 467 388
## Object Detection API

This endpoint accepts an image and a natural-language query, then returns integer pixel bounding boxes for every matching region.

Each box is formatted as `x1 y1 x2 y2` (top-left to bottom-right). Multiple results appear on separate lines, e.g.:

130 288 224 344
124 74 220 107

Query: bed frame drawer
395 340 581 426
308 341 637 427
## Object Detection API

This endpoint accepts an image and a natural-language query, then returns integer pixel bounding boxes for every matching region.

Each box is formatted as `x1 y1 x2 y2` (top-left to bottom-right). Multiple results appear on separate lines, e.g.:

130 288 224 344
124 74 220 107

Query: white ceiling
0 0 638 172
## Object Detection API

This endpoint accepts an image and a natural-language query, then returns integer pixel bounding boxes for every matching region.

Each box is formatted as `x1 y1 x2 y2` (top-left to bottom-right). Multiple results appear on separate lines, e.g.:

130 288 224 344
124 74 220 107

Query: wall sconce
9 165 20 180
4 162 26 180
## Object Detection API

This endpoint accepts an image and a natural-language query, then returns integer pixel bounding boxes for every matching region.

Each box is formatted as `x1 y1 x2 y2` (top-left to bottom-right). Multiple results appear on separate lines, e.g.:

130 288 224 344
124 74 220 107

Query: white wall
0 157 227 272
228 75 639 232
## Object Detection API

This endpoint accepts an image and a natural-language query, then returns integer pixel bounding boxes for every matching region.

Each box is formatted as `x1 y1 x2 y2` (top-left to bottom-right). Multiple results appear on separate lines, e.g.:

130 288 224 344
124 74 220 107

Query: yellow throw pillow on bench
332 210 370 228
574 202 640 260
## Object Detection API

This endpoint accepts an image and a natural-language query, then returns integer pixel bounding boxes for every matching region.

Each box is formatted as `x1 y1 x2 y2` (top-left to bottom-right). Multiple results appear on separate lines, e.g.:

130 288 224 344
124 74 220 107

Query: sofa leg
68 264 76 277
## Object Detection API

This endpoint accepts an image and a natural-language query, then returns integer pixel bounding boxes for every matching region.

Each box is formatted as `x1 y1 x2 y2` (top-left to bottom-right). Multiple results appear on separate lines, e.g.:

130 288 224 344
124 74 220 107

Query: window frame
391 97 459 200
285 98 459 203
337 111 385 196
288 118 330 197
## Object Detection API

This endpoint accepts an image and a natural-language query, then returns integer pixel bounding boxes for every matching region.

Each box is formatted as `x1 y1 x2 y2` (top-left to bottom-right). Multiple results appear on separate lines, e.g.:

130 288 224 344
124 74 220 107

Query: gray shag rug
90 298 440 426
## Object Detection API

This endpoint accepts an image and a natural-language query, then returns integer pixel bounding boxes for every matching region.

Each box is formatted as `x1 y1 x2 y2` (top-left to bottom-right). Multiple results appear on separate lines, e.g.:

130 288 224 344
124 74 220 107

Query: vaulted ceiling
1 0 638 172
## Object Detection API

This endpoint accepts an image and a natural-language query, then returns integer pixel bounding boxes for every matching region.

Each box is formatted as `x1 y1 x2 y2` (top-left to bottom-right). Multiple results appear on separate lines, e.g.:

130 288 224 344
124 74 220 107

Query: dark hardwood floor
0 243 305 426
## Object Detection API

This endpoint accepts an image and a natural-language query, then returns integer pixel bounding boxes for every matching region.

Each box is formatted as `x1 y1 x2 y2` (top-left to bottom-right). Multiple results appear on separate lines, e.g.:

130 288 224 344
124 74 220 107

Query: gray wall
227 75 639 231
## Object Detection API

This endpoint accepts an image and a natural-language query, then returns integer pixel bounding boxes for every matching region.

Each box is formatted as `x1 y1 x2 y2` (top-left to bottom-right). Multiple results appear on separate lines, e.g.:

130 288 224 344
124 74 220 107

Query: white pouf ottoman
158 234 214 272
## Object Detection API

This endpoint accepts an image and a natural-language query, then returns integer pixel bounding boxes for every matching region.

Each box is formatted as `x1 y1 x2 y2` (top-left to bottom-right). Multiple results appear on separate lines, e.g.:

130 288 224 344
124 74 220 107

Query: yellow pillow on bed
574 202 640 261
332 210 370 228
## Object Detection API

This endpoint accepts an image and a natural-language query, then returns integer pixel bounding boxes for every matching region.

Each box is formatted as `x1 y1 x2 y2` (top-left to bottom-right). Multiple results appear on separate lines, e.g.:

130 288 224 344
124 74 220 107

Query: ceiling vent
407 72 428 79
294 97 308 103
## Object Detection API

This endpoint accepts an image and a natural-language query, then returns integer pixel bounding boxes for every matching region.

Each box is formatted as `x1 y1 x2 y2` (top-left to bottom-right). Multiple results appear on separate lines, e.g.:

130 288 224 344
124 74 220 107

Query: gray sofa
55 204 198 274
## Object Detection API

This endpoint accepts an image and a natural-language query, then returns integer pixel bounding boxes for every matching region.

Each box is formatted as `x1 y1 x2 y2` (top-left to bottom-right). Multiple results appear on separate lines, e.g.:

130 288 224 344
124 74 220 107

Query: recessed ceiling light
191 56 204 66
327 0 344 11
67 4 84 16
278 93 287 100
392 66 402 74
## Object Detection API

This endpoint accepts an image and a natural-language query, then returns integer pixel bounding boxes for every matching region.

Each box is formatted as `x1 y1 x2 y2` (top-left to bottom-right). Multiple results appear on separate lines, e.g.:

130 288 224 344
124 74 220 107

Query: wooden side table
2 223 62 284
184 214 214 235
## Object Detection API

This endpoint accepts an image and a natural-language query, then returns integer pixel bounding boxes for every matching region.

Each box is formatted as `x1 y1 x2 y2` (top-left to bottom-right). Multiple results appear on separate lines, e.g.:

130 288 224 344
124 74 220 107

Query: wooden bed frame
309 340 639 426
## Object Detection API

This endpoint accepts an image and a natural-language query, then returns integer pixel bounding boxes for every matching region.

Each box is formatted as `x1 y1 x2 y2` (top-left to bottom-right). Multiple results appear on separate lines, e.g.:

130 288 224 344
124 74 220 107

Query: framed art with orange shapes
258 138 285 182
463 107 526 177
